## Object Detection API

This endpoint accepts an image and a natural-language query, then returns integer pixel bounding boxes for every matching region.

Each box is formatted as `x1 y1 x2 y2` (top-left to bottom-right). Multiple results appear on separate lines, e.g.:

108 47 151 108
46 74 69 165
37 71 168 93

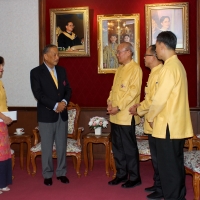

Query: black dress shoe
57 176 69 184
108 176 127 185
147 191 163 200
44 178 52 186
121 179 141 188
145 185 157 192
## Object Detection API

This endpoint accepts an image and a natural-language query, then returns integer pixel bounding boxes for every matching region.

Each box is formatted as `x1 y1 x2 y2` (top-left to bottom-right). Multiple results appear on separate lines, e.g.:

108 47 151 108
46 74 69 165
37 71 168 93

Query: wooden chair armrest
32 128 40 146
77 127 84 146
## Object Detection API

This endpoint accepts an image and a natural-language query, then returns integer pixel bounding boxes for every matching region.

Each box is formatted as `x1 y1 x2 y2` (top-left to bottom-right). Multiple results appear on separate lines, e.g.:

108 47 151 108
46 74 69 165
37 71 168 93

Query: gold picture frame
97 14 140 74
50 7 90 57
145 2 189 54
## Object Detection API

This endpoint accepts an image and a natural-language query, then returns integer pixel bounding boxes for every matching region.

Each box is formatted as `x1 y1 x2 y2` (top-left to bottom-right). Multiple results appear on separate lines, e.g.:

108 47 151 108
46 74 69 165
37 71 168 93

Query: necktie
50 69 58 88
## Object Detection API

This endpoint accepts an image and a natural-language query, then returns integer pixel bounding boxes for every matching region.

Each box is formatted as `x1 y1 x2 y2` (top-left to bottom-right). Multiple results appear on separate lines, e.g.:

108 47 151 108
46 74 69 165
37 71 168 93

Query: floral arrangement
88 116 108 129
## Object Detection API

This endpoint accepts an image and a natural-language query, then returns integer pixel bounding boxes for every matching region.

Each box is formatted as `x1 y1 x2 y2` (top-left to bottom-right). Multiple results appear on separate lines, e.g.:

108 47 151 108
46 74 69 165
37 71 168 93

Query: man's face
44 47 59 68
144 47 154 68
110 36 117 43
155 42 163 60
161 18 170 30
66 22 74 32
116 44 130 64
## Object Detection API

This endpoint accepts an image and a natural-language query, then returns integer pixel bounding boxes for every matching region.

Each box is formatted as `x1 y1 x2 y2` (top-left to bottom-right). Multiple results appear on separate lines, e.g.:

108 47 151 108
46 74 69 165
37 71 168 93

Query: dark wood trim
197 0 200 107
39 0 46 64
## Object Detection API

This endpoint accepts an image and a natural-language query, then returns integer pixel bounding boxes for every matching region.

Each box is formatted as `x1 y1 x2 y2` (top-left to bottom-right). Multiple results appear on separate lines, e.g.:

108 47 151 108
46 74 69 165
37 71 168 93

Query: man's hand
109 107 118 115
149 122 153 129
129 103 140 115
107 101 112 114
56 101 66 113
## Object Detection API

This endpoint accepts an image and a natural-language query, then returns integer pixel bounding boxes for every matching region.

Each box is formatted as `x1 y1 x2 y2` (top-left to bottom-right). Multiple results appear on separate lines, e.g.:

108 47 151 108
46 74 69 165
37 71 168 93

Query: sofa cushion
30 138 81 153
137 140 150 155
184 150 200 173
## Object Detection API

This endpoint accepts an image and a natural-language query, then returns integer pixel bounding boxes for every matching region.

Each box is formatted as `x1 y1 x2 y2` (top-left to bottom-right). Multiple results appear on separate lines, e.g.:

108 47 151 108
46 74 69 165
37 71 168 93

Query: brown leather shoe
57 176 69 184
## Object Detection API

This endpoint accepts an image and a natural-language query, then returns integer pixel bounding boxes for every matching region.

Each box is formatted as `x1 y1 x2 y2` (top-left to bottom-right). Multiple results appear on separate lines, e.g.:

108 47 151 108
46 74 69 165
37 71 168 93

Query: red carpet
1 158 193 200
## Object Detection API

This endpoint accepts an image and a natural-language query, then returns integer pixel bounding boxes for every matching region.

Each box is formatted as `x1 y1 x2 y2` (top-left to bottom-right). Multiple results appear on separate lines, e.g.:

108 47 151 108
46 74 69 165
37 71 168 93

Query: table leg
89 143 93 171
105 141 110 177
26 138 31 174
84 140 89 176
20 143 24 169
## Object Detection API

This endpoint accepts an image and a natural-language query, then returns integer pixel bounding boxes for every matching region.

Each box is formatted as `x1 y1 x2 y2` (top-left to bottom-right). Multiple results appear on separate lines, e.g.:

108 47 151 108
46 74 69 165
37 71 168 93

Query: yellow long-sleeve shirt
146 55 193 139
107 60 142 125
137 64 163 134
0 80 8 112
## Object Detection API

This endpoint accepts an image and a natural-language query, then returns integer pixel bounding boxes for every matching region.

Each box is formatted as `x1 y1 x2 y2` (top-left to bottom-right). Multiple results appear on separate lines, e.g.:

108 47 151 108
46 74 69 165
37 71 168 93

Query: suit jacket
146 55 193 139
30 63 72 123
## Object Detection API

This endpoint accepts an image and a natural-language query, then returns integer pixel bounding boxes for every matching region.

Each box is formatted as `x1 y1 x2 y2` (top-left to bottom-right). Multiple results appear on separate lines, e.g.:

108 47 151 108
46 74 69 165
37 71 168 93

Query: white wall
0 0 39 107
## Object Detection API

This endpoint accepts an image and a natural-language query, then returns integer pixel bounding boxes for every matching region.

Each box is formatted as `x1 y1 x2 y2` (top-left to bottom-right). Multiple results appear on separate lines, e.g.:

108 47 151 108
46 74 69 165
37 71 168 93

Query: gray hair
124 42 134 56
43 44 57 55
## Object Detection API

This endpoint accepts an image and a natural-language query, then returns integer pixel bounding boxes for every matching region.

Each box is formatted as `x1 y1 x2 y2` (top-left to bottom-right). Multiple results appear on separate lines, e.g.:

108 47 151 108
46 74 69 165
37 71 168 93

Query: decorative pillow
135 117 144 136
68 109 76 134
137 140 151 155
30 138 81 153
184 150 200 173
34 108 76 135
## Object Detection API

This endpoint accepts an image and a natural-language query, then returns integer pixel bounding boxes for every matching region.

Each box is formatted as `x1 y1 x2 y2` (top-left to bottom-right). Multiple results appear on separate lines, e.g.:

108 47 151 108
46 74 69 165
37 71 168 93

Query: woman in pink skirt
0 56 13 194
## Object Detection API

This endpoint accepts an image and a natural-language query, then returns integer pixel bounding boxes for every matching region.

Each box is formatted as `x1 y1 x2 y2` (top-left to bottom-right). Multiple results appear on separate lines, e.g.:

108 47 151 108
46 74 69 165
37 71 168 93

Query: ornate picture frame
145 2 189 54
97 14 140 74
50 7 90 57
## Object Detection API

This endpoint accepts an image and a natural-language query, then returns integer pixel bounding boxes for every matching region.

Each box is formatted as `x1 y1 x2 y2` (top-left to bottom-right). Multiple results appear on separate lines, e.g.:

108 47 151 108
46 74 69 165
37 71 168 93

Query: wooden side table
83 132 110 177
9 134 31 174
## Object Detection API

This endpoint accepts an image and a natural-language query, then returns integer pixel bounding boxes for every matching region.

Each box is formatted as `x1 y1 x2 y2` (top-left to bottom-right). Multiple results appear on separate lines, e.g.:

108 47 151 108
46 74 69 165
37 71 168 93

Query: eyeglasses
67 25 75 27
144 54 155 57
116 50 129 55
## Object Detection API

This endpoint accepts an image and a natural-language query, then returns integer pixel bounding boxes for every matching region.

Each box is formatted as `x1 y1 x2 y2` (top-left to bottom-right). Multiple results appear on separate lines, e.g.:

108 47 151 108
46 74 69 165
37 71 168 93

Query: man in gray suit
30 44 72 186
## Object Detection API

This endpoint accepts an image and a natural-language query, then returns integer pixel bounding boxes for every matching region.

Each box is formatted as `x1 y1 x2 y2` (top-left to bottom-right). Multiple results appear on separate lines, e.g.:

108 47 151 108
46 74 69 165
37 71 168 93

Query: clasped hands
56 101 67 113
107 103 118 115
129 103 140 115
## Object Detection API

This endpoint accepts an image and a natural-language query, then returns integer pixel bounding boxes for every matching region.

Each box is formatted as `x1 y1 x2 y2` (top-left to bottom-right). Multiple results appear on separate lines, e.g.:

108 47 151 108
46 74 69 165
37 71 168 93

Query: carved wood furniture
9 134 31 174
184 136 200 200
30 102 83 177
83 132 110 177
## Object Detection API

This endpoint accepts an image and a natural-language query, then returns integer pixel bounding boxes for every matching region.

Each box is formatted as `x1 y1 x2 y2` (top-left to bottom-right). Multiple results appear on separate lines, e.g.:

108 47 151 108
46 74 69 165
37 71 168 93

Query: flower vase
94 127 102 135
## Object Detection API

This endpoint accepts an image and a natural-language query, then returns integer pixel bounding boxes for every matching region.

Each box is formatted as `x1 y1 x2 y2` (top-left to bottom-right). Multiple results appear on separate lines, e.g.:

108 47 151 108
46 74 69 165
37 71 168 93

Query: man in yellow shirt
129 45 163 199
107 42 142 188
147 31 193 199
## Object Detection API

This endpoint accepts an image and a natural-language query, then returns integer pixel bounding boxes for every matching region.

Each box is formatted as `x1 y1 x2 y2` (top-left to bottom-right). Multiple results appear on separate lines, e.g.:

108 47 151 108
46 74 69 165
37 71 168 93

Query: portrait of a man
56 14 84 51
50 7 90 57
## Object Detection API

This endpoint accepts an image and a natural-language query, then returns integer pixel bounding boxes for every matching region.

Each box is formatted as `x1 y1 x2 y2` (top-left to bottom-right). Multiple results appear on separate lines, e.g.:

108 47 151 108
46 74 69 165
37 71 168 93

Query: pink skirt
0 122 11 161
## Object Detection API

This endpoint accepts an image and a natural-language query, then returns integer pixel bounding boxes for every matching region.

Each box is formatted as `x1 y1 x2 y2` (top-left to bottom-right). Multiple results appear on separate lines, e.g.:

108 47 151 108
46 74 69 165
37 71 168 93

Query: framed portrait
145 2 189 54
97 14 140 74
50 7 90 57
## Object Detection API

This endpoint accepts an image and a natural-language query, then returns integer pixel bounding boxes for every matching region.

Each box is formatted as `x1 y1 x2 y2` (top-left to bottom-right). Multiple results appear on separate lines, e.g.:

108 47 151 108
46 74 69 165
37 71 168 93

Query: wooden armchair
30 102 83 177
184 136 200 200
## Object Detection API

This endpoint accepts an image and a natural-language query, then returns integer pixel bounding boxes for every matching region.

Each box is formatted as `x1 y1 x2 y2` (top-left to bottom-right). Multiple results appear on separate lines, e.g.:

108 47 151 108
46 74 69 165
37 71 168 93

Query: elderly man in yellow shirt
107 42 142 188
147 31 193 200
129 44 163 199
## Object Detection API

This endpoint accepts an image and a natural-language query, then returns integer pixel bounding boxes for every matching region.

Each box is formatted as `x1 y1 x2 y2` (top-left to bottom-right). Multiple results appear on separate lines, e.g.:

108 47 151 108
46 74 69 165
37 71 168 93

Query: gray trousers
39 115 68 178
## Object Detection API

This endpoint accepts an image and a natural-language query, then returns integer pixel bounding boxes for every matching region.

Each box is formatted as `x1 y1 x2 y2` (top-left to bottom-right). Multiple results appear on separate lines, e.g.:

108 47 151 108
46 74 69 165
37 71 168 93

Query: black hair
156 31 177 50
0 56 4 65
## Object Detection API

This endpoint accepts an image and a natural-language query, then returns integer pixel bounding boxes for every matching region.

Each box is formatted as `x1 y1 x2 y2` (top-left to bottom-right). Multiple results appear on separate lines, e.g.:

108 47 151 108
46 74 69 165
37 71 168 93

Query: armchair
184 136 200 200
30 102 83 177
